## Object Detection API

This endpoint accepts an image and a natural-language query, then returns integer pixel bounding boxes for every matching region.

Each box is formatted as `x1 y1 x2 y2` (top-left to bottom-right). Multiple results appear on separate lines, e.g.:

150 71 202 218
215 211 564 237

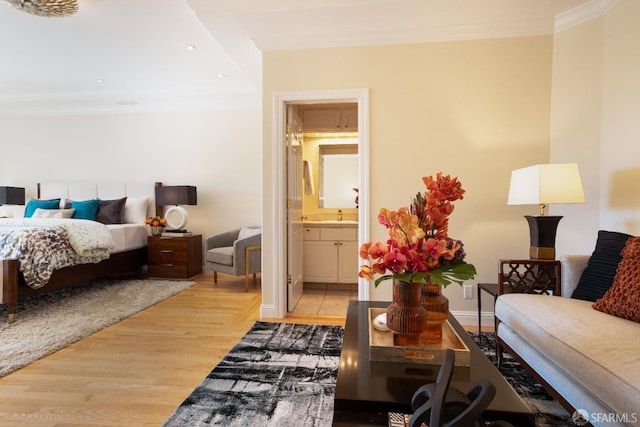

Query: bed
0 182 160 324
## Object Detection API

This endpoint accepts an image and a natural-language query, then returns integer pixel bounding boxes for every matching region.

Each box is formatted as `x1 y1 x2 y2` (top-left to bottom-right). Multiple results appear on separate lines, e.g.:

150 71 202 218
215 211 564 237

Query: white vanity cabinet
303 225 359 283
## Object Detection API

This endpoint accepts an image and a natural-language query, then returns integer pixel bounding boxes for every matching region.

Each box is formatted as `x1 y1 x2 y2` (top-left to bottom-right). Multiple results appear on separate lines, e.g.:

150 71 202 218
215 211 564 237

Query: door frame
270 88 370 318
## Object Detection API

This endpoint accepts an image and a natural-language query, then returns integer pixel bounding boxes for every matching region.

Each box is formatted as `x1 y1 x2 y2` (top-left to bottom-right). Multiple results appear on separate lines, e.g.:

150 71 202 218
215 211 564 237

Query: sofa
495 231 640 427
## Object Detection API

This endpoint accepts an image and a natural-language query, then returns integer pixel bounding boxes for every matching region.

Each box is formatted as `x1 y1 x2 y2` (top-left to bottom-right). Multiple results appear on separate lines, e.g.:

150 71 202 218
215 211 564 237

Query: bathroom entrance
281 91 370 316
287 102 360 314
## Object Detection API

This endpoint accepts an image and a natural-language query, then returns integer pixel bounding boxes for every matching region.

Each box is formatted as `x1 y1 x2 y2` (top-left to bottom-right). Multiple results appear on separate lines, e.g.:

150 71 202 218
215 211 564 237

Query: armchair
205 226 261 292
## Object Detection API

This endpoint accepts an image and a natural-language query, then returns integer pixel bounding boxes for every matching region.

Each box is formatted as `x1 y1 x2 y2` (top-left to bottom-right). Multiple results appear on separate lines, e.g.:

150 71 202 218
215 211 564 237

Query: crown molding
555 0 620 32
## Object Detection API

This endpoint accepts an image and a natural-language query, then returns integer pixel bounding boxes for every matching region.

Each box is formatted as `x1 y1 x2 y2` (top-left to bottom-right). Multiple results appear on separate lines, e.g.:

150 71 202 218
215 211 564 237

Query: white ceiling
0 0 618 114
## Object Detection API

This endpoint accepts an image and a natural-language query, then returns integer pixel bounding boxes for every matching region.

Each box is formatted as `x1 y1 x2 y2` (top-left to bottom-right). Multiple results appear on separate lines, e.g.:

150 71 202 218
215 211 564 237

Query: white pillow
0 207 10 218
124 197 150 224
32 208 75 219
238 227 261 240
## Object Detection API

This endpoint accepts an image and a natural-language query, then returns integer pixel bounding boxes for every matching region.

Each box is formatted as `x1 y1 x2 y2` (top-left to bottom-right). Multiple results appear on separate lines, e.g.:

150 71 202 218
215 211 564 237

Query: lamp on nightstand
155 185 197 232
507 163 585 260
0 186 25 205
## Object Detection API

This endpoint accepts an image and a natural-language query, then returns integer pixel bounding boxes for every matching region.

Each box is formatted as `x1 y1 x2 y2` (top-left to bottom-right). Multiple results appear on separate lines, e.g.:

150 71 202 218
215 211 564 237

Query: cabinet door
338 241 359 283
303 240 338 282
341 106 358 131
302 108 341 132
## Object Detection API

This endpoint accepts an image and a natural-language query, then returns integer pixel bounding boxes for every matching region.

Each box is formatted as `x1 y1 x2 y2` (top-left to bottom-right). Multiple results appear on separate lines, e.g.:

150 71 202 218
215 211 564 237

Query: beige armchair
205 226 261 291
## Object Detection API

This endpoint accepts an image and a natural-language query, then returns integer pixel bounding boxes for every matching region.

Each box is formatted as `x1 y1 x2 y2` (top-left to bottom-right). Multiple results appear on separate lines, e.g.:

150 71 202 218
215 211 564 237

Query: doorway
288 102 359 314
268 89 370 319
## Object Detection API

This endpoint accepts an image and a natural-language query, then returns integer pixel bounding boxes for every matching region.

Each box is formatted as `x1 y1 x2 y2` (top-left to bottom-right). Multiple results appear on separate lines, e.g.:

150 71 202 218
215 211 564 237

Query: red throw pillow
592 236 640 322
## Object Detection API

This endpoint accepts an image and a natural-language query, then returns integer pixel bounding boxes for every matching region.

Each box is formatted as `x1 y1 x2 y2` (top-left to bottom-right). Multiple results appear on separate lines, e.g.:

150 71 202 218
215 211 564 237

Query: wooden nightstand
147 234 203 279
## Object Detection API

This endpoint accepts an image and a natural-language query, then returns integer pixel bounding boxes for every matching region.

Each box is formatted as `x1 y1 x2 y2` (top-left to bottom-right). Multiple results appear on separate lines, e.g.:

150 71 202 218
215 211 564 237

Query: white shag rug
0 278 194 377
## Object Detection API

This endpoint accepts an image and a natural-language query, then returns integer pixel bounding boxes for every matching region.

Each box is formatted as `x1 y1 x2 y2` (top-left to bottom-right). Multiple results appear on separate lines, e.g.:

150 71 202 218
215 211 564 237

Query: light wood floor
0 272 485 427
0 272 343 427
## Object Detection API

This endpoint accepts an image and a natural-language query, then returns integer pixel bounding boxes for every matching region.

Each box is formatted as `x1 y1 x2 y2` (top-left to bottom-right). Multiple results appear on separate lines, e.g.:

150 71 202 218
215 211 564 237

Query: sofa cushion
571 230 632 301
592 236 640 322
496 293 640 420
207 247 234 266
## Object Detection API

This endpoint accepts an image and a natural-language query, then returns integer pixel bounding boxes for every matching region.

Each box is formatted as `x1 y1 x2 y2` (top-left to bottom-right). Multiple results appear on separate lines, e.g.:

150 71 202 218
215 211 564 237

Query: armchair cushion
207 247 234 266
238 227 261 240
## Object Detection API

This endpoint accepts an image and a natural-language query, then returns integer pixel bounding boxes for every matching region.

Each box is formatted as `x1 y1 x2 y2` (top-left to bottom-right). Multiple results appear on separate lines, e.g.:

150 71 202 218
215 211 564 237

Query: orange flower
358 172 476 287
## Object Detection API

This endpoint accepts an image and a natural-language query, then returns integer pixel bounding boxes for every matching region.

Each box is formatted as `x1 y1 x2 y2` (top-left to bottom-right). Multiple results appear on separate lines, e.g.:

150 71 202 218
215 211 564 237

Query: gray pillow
96 197 127 225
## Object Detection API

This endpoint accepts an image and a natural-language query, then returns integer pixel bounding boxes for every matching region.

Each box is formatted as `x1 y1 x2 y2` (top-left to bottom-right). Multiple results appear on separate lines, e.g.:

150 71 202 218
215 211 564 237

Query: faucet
337 209 342 221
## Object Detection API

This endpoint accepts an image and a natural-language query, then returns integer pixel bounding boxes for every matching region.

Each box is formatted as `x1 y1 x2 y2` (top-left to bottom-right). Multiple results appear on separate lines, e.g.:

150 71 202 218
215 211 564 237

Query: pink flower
358 172 475 287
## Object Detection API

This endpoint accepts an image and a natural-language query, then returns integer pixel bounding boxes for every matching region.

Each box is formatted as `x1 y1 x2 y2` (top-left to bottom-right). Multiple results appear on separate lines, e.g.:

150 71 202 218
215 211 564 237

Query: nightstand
147 234 203 279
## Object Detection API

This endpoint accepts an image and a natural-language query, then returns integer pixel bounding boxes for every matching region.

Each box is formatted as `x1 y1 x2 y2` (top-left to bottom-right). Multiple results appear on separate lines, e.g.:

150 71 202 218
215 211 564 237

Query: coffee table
332 301 534 426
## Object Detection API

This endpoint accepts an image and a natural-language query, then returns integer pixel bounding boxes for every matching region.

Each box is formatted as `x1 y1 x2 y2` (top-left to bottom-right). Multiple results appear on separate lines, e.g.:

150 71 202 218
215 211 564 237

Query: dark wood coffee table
332 301 534 426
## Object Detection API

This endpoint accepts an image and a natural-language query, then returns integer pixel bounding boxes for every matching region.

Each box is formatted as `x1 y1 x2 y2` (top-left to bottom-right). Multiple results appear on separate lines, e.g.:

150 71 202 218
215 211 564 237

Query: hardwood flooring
0 271 485 427
0 272 343 427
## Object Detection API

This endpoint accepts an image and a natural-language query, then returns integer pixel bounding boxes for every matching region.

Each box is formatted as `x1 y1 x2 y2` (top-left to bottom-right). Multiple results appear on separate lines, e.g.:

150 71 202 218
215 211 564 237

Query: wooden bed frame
0 182 163 324
1 248 147 323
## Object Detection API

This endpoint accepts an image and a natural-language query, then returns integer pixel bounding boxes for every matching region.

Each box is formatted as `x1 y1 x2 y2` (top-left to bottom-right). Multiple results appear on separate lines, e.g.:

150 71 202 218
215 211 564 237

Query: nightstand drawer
147 244 187 263
148 263 188 278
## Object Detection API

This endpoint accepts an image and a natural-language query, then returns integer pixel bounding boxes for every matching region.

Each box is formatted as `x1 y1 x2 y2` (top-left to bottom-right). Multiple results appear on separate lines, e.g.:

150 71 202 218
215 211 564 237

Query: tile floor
290 283 358 316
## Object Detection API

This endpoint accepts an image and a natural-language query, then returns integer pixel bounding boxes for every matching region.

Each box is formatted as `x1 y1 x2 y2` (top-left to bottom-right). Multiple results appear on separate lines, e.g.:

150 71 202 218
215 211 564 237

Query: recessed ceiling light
96 79 105 83
185 44 197 51
216 73 226 78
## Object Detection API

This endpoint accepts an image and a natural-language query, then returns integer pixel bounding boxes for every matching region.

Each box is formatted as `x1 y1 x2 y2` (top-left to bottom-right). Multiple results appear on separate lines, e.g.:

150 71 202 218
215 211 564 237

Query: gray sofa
495 254 640 427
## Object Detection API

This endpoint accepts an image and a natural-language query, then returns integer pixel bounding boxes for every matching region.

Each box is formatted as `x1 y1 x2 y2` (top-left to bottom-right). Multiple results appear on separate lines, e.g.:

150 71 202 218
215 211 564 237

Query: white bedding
107 224 148 253
0 217 114 257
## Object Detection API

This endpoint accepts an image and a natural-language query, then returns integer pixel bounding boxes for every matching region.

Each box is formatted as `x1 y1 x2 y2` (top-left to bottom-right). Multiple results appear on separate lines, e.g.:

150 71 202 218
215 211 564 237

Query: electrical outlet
463 284 473 299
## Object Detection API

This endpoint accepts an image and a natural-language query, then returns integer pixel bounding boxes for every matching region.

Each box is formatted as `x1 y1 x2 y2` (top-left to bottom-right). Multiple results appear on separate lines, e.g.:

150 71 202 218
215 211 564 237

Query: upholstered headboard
36 182 161 223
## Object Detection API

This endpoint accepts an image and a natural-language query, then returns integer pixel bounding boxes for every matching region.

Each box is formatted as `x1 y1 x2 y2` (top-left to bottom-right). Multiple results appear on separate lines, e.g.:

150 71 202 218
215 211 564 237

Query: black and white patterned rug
162 321 343 427
468 332 573 427
162 322 572 427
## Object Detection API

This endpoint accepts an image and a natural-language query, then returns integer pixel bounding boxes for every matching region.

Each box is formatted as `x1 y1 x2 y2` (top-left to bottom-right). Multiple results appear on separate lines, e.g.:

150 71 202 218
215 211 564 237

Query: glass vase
150 226 164 236
422 283 449 342
386 279 427 346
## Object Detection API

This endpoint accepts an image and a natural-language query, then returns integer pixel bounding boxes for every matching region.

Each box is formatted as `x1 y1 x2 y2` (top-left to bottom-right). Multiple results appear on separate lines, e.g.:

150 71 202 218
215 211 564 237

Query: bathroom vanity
302 221 359 284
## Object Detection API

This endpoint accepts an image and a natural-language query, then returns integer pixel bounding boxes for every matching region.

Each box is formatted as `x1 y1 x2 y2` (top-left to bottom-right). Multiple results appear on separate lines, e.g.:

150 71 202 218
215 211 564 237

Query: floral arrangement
145 216 167 227
359 172 476 287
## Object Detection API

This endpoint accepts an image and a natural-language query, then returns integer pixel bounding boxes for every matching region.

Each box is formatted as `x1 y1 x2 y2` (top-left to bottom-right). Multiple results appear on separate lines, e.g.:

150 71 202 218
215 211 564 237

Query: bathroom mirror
318 144 358 209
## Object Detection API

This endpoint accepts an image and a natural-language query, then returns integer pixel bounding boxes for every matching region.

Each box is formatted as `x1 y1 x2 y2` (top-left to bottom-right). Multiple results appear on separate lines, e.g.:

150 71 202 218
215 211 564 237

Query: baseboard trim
451 310 495 331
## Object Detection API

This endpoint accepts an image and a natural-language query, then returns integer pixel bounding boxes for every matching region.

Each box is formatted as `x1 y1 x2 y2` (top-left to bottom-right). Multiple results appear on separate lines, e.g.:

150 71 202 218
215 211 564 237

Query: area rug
0 278 194 377
162 322 572 427
162 321 343 427
469 331 573 427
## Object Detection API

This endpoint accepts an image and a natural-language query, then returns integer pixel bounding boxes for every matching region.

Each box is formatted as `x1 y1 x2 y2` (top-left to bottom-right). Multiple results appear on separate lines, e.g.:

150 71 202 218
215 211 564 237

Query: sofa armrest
559 255 590 297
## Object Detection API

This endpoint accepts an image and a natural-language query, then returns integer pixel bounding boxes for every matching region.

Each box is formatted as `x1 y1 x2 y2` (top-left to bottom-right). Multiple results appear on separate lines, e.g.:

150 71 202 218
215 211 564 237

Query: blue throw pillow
70 199 100 221
24 199 61 218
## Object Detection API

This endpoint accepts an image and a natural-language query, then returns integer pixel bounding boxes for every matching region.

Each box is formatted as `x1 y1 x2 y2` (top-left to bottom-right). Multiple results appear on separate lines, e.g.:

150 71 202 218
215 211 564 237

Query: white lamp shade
507 163 586 206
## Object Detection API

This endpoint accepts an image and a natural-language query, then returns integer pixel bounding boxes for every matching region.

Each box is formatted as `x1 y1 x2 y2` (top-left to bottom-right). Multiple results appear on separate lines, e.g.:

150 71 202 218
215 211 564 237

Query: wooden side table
477 283 499 333
147 234 203 279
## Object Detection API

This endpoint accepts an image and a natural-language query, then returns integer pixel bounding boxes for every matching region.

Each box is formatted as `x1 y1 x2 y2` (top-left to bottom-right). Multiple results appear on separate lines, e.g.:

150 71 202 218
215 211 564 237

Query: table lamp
155 185 197 232
0 186 25 205
507 163 585 259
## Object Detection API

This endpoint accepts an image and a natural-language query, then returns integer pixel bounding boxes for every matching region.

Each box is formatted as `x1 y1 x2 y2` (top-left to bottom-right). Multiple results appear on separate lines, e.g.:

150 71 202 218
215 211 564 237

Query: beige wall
263 36 554 316
0 107 262 241
551 0 640 253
